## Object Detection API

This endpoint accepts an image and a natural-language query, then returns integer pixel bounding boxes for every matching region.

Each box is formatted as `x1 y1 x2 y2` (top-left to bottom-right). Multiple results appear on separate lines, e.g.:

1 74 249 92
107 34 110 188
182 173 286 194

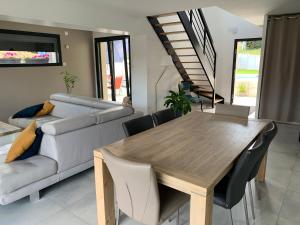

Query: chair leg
176 208 180 225
115 208 120 225
243 195 250 225
248 181 255 220
229 209 234 225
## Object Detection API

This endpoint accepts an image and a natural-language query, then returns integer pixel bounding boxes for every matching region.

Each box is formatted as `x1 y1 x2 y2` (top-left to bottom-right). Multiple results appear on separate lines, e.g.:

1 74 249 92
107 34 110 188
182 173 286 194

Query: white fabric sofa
0 93 142 205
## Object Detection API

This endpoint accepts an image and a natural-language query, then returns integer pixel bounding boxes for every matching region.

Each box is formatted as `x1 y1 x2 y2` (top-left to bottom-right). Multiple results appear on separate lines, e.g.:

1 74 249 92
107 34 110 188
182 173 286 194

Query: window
0 29 62 67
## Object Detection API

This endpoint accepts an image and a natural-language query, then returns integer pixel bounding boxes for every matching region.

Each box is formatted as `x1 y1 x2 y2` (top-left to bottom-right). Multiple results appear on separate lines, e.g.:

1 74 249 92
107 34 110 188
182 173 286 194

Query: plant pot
0 58 21 64
24 58 49 64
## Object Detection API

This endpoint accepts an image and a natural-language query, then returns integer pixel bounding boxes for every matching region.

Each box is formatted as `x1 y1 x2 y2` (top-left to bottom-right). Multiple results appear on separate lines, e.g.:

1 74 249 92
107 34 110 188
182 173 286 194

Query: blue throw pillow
16 128 44 160
12 104 44 119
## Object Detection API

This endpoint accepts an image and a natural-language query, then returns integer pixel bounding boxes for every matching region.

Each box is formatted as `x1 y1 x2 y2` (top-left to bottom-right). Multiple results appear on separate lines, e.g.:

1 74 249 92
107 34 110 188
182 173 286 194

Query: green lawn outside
237 48 261 55
236 69 259 75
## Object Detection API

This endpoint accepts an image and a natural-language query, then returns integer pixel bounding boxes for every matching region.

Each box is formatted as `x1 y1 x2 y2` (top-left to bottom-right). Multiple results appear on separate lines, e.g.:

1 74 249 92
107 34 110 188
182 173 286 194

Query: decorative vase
66 86 72 94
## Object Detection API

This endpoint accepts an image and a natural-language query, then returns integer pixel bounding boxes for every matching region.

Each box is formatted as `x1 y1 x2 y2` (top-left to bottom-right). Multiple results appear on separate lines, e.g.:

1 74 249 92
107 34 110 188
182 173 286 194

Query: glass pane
233 40 262 118
113 40 127 103
0 31 61 65
105 42 112 101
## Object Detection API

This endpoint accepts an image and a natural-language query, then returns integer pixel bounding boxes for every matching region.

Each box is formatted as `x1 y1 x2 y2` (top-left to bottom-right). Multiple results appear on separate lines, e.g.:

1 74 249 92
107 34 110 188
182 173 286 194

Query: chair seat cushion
0 146 57 195
8 115 60 129
159 185 189 223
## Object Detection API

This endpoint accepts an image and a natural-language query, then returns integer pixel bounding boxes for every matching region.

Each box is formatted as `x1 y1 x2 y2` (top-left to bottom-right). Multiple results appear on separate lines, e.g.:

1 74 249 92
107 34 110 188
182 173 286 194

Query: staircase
148 9 224 107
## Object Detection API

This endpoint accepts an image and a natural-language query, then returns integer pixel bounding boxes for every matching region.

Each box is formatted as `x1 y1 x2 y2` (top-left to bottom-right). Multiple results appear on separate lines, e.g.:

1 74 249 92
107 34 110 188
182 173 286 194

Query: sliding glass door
95 36 131 102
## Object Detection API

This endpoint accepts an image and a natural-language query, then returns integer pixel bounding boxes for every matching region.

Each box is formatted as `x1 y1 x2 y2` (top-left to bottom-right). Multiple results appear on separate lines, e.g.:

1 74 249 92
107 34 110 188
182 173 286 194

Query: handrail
187 9 216 78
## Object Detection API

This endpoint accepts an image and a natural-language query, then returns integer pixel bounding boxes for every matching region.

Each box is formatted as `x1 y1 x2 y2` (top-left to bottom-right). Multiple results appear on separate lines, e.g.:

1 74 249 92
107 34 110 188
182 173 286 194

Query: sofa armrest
94 106 134 124
41 114 97 135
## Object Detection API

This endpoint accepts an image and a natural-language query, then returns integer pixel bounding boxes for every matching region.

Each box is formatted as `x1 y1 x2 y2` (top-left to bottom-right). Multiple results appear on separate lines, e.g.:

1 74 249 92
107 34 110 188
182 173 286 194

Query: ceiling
79 0 300 25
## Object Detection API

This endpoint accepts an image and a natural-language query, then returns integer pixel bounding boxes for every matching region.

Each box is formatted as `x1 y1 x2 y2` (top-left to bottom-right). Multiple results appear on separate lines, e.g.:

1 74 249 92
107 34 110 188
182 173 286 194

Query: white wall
202 7 262 103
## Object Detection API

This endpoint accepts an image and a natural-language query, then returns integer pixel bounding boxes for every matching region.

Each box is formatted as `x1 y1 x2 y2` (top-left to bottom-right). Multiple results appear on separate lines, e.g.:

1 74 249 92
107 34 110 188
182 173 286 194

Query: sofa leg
30 191 40 202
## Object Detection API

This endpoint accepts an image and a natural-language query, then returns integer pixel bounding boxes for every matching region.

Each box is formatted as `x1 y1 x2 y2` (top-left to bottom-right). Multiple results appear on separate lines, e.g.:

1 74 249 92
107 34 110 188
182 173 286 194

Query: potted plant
0 52 21 64
61 71 78 94
164 88 192 116
25 53 50 64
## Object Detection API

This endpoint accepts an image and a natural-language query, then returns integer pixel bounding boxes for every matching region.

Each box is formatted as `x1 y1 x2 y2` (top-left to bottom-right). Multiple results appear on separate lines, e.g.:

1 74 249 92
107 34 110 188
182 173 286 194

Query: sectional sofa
0 93 142 205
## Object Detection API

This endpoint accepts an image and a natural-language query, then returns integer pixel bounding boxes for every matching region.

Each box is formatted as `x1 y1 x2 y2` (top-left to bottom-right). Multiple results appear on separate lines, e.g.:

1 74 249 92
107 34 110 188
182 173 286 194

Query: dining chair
122 115 154 137
152 108 180 126
215 103 250 118
101 149 189 225
247 121 278 220
213 137 268 225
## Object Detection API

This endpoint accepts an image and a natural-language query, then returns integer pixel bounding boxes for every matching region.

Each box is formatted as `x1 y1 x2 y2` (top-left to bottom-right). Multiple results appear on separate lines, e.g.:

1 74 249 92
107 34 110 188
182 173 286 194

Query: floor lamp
155 55 174 112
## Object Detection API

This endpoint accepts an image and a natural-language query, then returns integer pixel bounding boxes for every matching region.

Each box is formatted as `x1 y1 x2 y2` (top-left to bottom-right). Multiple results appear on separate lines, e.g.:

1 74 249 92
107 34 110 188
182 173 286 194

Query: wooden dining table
93 111 270 225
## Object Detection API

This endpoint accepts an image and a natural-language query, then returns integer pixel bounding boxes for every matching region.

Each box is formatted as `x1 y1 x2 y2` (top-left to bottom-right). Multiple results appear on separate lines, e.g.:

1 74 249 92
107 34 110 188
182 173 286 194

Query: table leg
256 153 268 182
94 156 115 225
190 191 213 225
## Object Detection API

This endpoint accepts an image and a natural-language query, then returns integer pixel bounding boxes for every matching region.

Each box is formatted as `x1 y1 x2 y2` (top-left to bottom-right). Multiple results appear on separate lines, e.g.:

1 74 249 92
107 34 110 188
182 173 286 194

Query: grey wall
0 21 95 121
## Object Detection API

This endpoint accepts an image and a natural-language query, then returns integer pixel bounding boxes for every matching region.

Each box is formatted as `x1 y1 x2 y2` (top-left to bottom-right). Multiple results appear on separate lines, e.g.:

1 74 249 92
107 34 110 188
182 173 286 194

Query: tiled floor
0 123 299 225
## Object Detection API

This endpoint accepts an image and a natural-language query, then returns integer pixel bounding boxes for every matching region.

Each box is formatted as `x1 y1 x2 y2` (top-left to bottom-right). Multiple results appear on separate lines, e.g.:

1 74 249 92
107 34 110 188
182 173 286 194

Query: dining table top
94 111 270 194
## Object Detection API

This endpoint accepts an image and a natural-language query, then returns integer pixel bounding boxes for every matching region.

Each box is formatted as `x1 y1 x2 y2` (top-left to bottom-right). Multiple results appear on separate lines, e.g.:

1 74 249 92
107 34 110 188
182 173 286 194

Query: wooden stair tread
164 39 189 43
160 31 185 35
215 98 224 103
153 12 178 18
155 22 182 27
177 54 197 57
173 47 193 50
185 68 203 70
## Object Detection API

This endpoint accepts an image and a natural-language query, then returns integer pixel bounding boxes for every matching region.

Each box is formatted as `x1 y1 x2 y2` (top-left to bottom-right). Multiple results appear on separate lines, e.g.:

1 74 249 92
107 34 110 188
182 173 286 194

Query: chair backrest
152 108 179 126
248 121 278 181
122 115 154 137
215 103 250 118
225 136 269 208
101 149 160 225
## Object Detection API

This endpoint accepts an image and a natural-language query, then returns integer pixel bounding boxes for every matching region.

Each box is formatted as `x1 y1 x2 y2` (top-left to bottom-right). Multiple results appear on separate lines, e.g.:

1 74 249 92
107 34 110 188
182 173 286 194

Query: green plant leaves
164 88 192 115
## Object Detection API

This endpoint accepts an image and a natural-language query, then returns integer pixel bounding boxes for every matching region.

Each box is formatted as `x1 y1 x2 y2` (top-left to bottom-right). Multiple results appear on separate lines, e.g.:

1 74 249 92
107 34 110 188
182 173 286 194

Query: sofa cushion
16 128 44 160
5 121 37 163
0 147 57 195
50 93 122 110
41 114 97 135
49 100 100 118
94 106 134 124
36 101 55 117
12 104 44 119
8 115 60 129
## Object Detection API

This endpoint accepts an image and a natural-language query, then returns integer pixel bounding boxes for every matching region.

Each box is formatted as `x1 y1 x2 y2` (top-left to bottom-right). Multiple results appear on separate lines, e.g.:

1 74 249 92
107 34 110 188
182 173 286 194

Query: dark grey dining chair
152 108 180 126
101 149 189 225
247 121 278 220
213 136 268 225
122 115 154 137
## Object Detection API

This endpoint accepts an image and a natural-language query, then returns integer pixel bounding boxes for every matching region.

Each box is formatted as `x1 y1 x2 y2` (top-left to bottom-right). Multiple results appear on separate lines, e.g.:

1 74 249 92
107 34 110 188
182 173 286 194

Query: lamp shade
160 55 173 66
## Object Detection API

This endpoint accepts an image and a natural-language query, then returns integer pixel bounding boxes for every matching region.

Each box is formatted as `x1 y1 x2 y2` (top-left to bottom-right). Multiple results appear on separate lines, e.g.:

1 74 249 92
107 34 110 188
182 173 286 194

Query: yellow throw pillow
36 100 55 117
5 121 37 163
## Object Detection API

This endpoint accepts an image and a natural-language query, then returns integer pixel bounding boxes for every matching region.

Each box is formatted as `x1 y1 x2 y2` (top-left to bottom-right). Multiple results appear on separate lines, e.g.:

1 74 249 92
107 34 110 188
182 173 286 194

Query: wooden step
160 31 185 35
164 39 189 43
187 79 207 82
215 98 224 103
177 54 197 57
153 12 177 18
185 68 203 70
173 47 193 50
155 22 181 27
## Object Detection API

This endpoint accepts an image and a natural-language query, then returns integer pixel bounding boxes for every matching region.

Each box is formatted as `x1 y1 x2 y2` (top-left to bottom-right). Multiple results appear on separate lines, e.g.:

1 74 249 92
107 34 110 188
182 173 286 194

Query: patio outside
232 40 262 118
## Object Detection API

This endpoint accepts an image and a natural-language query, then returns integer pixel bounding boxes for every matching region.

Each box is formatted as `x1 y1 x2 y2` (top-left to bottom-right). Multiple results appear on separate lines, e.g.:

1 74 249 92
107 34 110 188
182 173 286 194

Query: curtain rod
268 12 300 20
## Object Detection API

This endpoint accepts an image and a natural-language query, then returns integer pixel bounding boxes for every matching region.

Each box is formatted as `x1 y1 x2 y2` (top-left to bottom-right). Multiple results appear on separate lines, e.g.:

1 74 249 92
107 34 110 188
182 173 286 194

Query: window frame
0 29 63 67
